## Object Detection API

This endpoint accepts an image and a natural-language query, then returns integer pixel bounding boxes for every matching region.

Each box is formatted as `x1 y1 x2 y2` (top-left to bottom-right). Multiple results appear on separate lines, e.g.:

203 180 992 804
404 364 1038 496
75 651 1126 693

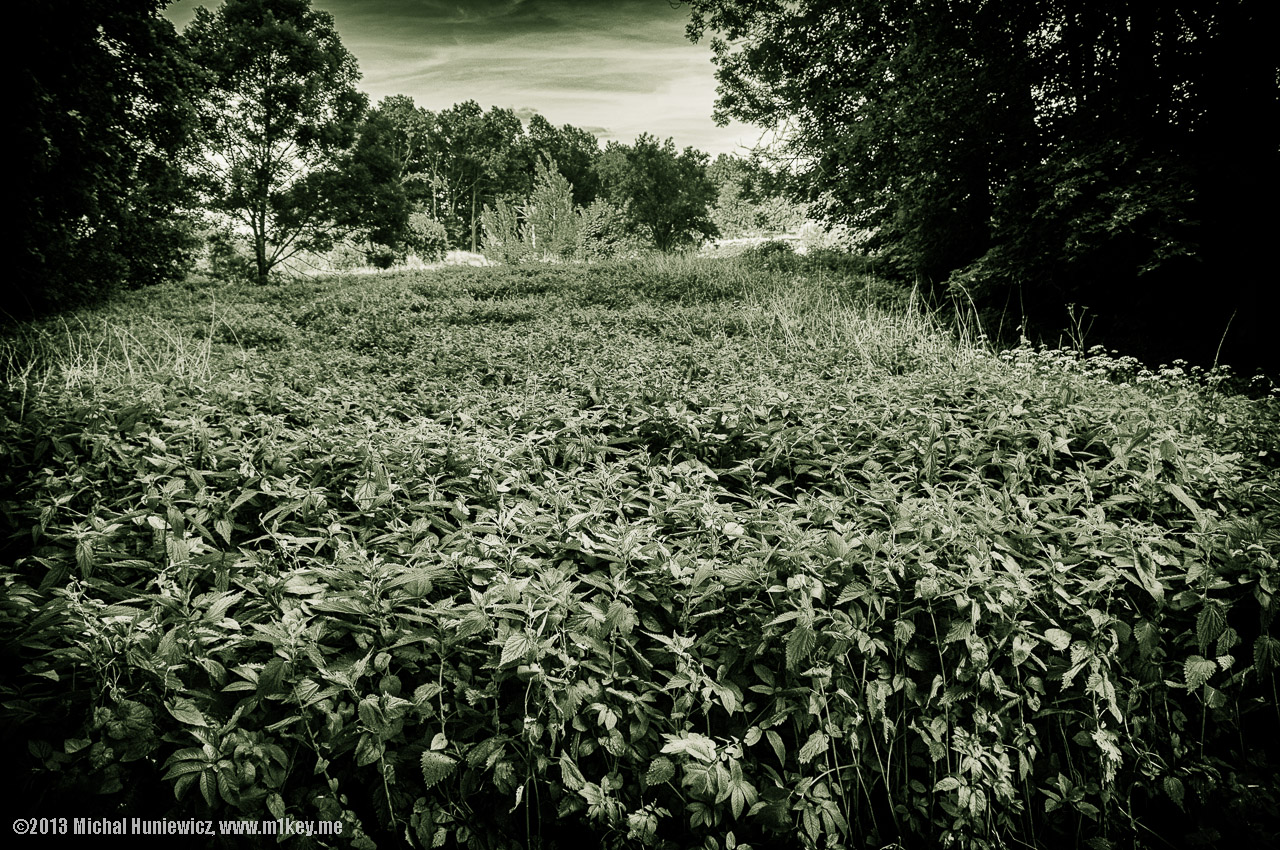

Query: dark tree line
16 0 787 310
684 0 1278 374
14 0 200 320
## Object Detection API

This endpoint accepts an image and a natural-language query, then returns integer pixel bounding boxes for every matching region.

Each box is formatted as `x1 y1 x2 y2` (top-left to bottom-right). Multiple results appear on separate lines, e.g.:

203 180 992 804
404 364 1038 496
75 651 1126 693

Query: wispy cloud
163 0 756 154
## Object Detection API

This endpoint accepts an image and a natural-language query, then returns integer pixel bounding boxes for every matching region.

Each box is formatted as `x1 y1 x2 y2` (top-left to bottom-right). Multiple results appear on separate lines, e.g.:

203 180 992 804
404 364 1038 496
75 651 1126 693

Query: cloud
163 0 757 155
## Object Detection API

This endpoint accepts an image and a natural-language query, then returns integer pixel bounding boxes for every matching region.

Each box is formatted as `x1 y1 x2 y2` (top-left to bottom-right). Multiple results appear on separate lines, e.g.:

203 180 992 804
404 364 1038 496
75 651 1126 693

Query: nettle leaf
1183 655 1217 690
420 751 457 790
797 731 828 764
1196 603 1226 652
356 733 385 767
785 621 816 671
1043 628 1072 651
894 619 916 644
499 632 536 667
645 756 676 787
1254 635 1280 675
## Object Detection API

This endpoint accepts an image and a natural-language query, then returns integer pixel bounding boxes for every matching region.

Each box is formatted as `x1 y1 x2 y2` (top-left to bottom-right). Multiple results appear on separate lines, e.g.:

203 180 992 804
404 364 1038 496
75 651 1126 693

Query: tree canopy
185 0 367 285
683 0 1278 372
14 0 198 319
598 134 717 251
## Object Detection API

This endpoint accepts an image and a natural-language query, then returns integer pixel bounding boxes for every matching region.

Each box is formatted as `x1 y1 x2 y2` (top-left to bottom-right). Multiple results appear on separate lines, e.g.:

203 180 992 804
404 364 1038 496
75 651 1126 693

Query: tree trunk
470 185 478 253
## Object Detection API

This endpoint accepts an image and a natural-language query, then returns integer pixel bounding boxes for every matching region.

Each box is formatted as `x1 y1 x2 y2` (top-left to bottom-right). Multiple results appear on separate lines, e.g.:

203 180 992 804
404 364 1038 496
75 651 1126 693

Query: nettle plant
1 259 1277 849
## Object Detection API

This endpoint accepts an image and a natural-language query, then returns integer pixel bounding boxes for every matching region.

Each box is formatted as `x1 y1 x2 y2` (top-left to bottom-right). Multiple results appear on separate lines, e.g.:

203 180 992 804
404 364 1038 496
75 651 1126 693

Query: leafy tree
683 0 1277 373
184 0 367 285
14 0 198 319
597 134 717 251
426 101 527 252
332 105 417 258
707 153 808 238
523 114 602 208
480 158 580 264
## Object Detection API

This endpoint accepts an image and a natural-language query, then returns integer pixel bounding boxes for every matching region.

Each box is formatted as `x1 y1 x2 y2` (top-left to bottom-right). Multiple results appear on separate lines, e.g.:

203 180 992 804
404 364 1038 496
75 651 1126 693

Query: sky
162 0 761 156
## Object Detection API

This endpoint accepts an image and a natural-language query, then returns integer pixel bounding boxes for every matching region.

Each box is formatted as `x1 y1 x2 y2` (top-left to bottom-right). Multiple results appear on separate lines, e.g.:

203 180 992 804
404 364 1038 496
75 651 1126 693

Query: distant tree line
14 0 804 321
683 0 1278 374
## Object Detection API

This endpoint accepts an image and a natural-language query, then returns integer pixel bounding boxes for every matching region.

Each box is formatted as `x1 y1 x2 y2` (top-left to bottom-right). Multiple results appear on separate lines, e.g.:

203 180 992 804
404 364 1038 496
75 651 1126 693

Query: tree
707 153 808 238
597 134 717 251
682 0 1278 373
14 0 198 319
185 0 367 284
423 102 528 252
331 104 417 258
480 157 580 264
523 114 602 208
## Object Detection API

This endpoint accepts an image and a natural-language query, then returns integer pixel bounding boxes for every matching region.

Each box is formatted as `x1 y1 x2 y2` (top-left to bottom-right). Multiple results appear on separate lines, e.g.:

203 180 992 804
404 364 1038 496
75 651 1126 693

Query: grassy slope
1 254 1278 849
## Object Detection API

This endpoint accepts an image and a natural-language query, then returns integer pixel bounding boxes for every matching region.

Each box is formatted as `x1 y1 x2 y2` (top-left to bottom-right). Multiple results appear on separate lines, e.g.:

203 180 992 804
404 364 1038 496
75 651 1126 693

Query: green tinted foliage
683 0 1277 375
598 134 718 251
14 0 199 318
2 259 1277 848
184 0 367 285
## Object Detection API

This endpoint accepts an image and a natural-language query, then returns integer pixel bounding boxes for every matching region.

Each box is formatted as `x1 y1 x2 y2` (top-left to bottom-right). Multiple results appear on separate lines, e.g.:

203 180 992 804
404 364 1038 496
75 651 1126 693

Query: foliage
184 0 368 286
481 159 581 265
422 101 529 253
708 154 808 239
576 200 638 262
522 114 603 209
13 0 199 319
2 258 1277 849
598 134 718 251
405 214 450 263
682 0 1278 376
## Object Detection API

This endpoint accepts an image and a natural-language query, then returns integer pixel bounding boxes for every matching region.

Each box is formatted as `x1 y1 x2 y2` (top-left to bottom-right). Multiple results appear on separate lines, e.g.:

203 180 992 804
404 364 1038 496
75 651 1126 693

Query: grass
1 252 1278 849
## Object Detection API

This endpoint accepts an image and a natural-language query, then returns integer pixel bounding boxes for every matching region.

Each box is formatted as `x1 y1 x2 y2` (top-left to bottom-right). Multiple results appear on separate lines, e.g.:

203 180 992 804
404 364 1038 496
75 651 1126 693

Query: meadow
2 251 1277 849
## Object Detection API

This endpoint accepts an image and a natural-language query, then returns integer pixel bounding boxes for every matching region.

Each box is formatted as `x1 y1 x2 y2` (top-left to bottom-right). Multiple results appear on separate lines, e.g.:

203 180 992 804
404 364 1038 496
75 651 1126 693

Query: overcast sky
163 0 759 156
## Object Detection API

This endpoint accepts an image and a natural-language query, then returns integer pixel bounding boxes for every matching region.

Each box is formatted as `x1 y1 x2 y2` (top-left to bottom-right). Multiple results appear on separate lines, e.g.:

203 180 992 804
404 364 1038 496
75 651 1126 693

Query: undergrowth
1 255 1277 849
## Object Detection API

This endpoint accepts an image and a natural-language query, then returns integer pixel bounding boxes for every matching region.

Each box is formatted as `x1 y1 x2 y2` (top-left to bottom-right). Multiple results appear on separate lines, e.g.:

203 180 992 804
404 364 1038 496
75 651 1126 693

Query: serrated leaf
894 619 916 643
499 632 534 667
356 734 384 767
420 751 457 790
1164 776 1185 809
257 657 287 696
1196 604 1226 653
785 622 815 671
559 754 586 790
645 756 676 786
797 731 828 764
1254 635 1280 675
1183 655 1217 690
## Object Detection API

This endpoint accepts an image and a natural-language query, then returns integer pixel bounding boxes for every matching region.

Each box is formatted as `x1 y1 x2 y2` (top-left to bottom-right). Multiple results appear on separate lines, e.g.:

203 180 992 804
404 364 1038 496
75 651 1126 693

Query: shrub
405 213 449 263
201 229 256 283
365 244 400 269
